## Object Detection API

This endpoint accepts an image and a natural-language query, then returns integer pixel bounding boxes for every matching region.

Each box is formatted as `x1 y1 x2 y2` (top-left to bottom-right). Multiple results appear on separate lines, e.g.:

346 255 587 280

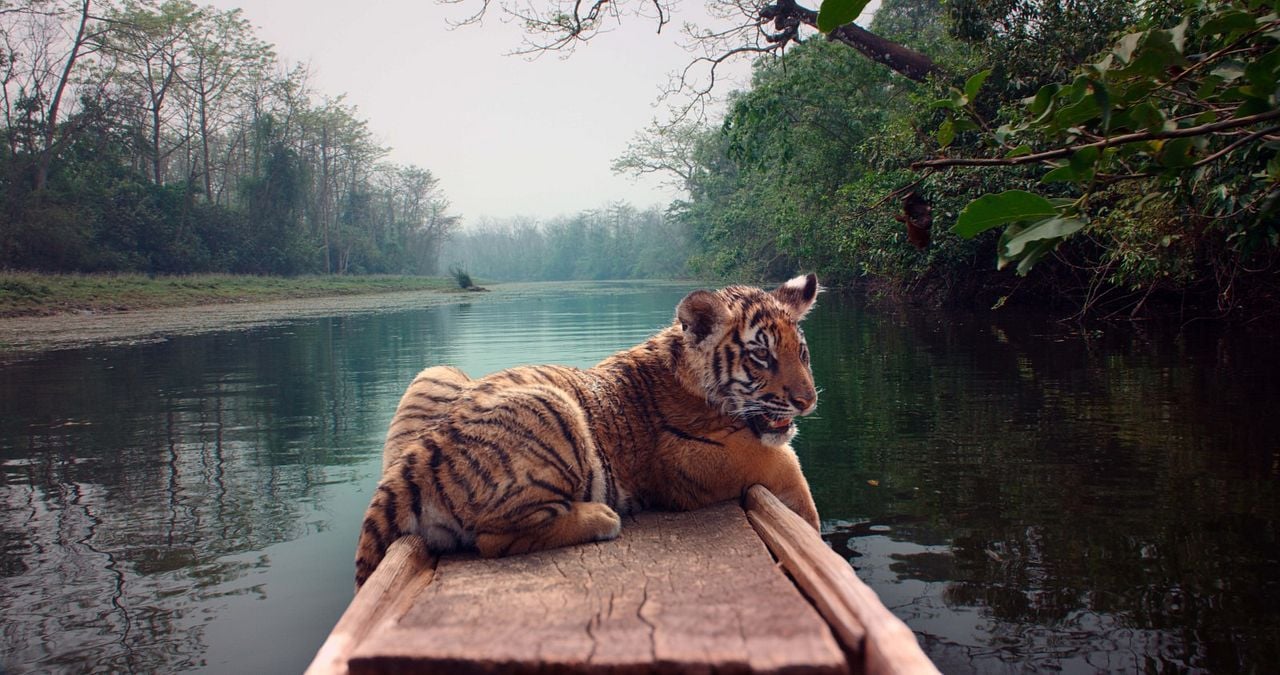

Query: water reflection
0 282 1277 673
0 285 688 673
803 294 1280 672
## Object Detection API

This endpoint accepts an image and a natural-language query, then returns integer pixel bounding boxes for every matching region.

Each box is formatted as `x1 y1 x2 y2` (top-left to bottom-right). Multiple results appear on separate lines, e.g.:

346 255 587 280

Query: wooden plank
306 535 438 675
348 502 848 674
744 485 940 675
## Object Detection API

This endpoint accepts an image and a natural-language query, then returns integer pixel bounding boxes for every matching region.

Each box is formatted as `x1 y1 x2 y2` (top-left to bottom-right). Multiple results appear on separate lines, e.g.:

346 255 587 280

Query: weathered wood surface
347 501 847 674
305 536 437 675
744 485 941 675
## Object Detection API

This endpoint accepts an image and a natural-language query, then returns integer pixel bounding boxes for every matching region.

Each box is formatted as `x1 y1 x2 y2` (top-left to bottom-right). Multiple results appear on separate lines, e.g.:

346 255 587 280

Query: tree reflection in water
807 294 1279 673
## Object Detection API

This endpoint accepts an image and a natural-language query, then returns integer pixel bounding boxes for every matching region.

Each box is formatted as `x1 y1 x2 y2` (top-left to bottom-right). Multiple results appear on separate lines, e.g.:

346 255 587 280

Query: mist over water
1 282 1276 673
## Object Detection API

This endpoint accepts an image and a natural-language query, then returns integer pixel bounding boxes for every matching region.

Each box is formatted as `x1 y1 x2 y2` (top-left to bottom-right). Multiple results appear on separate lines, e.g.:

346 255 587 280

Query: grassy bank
0 273 463 318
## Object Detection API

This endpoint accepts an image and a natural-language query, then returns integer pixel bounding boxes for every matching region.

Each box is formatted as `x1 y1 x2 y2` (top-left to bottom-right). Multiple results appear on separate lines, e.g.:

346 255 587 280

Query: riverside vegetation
0 273 458 318
4 0 1278 322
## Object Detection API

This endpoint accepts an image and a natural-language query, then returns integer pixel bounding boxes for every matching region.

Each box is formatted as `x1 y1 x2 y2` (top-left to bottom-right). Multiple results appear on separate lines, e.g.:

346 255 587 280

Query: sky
202 0 877 225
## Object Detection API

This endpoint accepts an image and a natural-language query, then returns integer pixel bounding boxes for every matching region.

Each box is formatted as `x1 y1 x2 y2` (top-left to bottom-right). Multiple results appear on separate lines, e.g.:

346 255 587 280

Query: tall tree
101 0 199 185
0 0 109 191
178 5 272 203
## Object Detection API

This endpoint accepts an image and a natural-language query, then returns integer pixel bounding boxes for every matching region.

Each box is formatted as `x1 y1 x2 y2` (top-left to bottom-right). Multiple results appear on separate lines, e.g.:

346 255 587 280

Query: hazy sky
202 1 876 224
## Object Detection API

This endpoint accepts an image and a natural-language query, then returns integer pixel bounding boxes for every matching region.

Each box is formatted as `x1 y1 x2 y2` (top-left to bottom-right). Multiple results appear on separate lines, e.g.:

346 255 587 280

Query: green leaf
1118 30 1186 78
1129 102 1166 132
964 69 992 102
1003 217 1085 257
1025 84 1060 117
1005 144 1032 158
953 190 1059 238
1092 81 1112 132
1041 147 1100 184
937 118 955 148
1070 146 1100 173
1015 238 1062 276
1201 9 1257 36
817 0 872 33
1041 165 1078 183
1053 94 1101 129
1159 137 1196 168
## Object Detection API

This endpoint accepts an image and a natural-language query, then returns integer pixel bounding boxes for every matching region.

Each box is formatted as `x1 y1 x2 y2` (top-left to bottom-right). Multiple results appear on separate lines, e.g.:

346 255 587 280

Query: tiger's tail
354 483 399 591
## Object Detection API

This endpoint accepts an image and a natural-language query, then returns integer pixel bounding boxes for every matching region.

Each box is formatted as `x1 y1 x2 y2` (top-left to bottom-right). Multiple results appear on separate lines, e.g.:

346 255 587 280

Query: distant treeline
441 204 689 281
1 0 456 276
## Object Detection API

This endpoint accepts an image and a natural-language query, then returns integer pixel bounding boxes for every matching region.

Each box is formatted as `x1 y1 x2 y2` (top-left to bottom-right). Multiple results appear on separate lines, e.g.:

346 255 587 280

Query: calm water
1 282 1276 673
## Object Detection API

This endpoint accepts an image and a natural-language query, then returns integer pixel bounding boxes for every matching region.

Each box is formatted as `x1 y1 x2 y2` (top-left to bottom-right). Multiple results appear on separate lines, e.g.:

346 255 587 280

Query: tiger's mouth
745 413 795 437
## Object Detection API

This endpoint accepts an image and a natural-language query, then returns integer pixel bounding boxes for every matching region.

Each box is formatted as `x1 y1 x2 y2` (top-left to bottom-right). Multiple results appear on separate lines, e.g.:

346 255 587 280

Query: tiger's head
675 273 820 446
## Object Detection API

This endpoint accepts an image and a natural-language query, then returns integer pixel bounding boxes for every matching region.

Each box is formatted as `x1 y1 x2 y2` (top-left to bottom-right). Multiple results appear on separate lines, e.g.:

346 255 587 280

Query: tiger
354 274 822 590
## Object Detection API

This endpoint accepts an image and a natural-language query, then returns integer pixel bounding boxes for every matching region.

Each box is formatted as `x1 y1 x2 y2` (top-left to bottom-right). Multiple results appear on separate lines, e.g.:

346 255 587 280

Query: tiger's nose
788 388 817 415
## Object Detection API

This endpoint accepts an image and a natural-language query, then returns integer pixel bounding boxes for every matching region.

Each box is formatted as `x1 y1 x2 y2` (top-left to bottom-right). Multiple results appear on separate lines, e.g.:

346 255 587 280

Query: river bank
0 288 480 355
0 279 697 355
0 273 487 355
0 273 466 318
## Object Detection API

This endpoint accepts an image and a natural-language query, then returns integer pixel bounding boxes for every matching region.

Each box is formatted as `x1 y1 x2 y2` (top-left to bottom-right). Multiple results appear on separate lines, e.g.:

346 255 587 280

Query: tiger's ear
677 290 727 345
773 273 819 320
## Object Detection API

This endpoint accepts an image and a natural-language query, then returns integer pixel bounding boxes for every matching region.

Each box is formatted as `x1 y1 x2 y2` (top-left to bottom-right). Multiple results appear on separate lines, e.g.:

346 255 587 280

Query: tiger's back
355 275 823 590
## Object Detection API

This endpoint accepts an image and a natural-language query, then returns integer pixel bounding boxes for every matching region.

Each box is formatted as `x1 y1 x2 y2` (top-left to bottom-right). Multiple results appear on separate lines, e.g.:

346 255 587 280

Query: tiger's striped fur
355 274 822 589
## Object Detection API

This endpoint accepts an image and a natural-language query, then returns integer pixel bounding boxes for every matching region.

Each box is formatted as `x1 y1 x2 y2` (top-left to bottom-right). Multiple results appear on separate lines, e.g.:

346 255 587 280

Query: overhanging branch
911 108 1280 170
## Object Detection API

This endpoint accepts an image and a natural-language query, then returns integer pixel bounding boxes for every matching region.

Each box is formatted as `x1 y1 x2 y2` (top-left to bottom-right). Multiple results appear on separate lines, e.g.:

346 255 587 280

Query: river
1 281 1276 673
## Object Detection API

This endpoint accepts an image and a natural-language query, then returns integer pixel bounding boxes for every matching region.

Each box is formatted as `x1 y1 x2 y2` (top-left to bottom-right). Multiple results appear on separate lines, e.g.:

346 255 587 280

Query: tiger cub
355 274 822 589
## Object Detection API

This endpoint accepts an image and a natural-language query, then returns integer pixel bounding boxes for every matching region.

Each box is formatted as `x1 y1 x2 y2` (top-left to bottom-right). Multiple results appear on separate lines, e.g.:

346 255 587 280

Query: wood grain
347 502 847 674
744 485 940 675
305 535 437 675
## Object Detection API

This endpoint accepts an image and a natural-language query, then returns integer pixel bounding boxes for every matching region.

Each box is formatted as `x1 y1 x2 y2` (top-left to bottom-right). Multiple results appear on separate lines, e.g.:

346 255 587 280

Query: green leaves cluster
937 0 1280 275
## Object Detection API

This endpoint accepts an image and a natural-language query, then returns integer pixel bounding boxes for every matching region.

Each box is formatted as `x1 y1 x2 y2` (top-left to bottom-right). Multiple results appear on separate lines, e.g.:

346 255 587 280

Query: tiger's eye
750 347 770 362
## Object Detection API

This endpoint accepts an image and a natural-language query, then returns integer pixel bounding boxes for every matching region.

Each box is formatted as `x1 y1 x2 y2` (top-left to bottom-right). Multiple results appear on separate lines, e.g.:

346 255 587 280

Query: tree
0 0 110 192
100 0 200 185
920 0 1280 315
1 0 457 277
178 5 273 203
611 119 703 192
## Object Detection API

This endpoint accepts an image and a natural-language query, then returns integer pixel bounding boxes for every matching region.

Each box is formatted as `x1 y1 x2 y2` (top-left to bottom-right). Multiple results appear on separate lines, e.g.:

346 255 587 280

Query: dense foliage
931 0 1280 317
440 203 689 281
1 0 456 276
641 0 1280 318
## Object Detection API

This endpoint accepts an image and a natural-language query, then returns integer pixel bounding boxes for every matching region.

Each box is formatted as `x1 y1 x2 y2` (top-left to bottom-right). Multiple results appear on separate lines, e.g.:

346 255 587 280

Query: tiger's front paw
579 502 622 542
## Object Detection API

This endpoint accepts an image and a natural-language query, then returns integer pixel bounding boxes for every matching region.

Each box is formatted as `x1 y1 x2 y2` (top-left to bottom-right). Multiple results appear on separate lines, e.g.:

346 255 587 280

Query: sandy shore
0 280 696 356
0 287 499 355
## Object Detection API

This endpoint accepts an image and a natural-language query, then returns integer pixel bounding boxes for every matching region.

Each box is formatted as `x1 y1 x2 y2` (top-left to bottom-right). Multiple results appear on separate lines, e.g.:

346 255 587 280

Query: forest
1 0 457 276
4 0 1279 320
611 0 1280 319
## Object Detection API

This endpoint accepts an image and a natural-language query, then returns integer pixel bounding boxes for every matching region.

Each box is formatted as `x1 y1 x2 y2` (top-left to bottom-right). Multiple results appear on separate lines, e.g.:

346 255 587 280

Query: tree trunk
200 92 213 201
35 0 93 193
152 104 164 184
